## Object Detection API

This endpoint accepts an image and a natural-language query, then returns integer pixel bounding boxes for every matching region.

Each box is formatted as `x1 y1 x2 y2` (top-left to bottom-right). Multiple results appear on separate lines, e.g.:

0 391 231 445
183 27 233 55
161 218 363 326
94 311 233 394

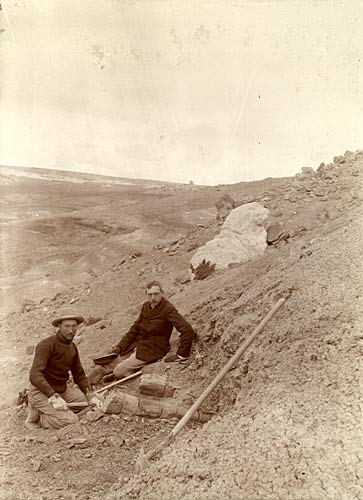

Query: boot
102 373 116 384
25 405 40 430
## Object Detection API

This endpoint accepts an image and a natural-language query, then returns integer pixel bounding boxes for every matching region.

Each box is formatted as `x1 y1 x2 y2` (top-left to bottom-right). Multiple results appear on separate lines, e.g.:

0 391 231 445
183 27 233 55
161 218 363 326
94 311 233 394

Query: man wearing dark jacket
27 308 101 430
103 281 196 382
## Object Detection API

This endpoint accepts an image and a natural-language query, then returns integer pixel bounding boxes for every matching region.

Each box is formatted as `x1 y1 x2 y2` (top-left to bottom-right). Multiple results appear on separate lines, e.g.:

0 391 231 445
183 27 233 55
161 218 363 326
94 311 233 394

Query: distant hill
0 164 184 187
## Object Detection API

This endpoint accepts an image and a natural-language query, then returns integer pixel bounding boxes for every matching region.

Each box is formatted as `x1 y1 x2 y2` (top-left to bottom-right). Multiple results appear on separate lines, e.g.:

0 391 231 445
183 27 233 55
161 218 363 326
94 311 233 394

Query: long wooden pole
143 297 286 461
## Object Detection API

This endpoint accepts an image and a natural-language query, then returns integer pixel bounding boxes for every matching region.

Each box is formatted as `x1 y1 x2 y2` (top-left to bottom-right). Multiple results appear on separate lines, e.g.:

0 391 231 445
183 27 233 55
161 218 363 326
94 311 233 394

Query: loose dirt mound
1 150 363 500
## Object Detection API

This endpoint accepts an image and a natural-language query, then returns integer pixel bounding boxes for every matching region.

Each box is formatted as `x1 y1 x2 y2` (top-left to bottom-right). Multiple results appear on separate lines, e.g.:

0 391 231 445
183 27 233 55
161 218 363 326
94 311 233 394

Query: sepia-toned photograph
1 1 362 499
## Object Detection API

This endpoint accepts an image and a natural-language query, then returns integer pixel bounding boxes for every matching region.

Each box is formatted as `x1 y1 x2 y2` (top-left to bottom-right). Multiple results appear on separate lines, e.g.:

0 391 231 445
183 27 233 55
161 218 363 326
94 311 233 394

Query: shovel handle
95 370 143 394
145 297 286 460
66 402 90 408
172 297 285 437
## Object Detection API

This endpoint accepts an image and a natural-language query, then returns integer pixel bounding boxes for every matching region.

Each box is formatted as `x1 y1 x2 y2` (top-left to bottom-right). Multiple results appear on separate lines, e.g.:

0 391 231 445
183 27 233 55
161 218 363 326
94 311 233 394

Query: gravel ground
109 204 363 500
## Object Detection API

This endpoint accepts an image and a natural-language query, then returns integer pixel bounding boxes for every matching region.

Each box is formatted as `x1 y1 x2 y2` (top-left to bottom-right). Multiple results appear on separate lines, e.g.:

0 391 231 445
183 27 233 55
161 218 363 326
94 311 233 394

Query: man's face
146 285 163 308
58 319 78 341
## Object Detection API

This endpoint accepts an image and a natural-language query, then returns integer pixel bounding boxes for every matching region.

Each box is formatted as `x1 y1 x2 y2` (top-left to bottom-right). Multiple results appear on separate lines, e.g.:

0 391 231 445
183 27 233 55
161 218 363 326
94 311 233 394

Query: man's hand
87 391 103 410
48 394 68 411
164 353 189 363
111 346 121 355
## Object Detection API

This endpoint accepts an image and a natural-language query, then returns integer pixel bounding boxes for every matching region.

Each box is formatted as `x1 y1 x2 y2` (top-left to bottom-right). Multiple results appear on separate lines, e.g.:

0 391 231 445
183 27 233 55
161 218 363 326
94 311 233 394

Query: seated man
103 280 196 383
26 308 100 430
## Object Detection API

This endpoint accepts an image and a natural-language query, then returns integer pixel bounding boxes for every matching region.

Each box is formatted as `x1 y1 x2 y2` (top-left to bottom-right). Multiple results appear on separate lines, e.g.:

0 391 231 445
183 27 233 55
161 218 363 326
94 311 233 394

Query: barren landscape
1 149 363 500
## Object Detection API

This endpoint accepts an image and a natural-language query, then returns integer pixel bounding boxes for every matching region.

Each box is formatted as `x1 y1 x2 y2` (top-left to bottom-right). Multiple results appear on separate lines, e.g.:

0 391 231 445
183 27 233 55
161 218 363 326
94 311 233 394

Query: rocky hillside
1 150 362 500
114 189 363 500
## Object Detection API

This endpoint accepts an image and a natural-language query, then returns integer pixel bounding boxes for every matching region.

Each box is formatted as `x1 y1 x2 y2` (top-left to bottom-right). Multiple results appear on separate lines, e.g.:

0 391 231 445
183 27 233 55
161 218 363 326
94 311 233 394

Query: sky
0 0 362 185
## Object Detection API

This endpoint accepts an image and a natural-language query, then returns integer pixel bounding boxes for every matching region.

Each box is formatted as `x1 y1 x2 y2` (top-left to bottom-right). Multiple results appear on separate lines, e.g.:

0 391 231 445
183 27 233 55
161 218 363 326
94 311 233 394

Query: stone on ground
191 202 269 270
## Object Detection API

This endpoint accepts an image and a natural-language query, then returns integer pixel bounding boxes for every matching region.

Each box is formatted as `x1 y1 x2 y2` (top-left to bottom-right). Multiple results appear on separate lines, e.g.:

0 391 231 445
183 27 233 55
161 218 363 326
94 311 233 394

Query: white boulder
191 202 269 271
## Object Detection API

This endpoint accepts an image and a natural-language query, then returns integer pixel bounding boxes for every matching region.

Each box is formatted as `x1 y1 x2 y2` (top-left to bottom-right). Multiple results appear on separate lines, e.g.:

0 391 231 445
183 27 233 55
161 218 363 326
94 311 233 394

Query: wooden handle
66 402 90 408
146 297 286 460
171 297 286 437
95 370 143 394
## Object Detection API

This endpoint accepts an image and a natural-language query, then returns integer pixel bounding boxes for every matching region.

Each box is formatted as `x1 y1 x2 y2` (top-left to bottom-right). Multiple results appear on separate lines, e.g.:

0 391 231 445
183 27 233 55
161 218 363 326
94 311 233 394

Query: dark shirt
116 297 196 362
29 332 91 397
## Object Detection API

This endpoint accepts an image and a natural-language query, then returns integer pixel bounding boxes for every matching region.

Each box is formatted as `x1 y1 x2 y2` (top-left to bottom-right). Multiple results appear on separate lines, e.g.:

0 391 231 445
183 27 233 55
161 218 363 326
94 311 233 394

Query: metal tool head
88 352 118 365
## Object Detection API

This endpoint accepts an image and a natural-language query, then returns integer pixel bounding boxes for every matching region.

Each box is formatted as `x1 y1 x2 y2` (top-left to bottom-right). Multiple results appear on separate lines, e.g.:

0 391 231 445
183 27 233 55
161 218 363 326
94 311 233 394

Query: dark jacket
116 298 196 363
29 332 91 397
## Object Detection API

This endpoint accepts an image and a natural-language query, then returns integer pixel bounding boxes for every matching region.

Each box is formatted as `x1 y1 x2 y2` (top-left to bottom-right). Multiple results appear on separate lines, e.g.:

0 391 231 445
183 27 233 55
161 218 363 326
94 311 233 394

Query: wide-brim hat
52 308 85 327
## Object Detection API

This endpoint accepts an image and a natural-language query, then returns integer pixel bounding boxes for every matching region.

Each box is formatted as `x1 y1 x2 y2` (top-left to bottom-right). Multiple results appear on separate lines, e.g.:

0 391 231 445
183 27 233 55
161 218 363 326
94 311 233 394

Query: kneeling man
27 308 99 430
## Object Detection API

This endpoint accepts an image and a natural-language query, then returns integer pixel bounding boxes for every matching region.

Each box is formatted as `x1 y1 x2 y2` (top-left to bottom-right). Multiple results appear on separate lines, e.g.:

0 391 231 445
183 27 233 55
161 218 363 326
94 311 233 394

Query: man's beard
59 332 75 343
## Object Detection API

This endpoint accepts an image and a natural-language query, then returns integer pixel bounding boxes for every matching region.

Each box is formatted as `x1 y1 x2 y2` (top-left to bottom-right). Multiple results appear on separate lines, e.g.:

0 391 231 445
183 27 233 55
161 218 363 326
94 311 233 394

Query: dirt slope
1 150 363 500
112 204 363 500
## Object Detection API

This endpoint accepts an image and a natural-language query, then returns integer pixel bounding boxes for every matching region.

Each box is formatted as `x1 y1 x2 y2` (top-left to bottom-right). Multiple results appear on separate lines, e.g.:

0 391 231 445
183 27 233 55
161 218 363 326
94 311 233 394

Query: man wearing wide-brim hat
26 307 101 430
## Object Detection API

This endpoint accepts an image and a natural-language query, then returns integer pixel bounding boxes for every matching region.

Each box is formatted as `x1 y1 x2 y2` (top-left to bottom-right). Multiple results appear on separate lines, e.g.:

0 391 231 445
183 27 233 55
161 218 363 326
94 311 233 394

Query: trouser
113 351 148 379
28 384 88 429
87 352 132 384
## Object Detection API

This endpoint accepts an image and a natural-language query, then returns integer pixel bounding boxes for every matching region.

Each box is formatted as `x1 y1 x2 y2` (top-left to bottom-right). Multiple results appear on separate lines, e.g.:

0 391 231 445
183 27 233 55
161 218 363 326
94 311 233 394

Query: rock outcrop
266 222 290 246
191 202 269 271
